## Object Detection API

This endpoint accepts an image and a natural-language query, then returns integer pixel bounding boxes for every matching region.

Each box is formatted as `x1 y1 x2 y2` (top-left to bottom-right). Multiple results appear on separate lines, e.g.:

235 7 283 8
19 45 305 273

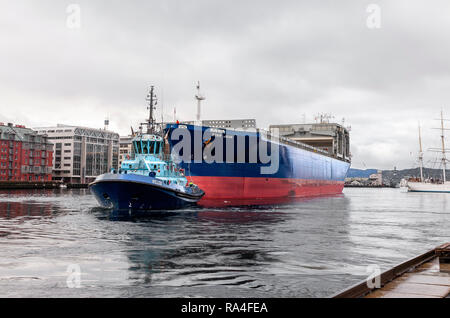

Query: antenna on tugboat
145 85 157 133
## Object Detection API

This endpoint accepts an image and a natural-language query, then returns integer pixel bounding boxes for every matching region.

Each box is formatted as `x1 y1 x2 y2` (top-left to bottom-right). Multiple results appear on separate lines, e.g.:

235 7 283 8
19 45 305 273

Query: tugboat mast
145 86 157 133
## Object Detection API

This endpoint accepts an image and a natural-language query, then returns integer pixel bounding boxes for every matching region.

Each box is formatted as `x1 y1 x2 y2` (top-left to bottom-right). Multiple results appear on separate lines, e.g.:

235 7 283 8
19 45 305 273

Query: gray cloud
1 0 450 169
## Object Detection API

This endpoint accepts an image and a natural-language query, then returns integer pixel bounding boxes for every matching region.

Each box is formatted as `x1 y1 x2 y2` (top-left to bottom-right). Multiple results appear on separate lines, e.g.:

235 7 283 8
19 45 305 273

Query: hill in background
382 167 450 186
347 168 378 178
348 167 449 187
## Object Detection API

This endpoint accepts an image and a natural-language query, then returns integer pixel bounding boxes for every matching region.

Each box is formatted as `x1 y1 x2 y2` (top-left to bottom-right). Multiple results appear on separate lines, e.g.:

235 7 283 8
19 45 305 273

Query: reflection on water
0 188 449 297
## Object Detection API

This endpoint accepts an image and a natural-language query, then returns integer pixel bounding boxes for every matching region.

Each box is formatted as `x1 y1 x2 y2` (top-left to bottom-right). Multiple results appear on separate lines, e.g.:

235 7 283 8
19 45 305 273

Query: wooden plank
381 281 450 298
332 244 450 298
417 258 440 272
440 263 450 273
332 248 436 298
400 273 450 286
365 290 439 298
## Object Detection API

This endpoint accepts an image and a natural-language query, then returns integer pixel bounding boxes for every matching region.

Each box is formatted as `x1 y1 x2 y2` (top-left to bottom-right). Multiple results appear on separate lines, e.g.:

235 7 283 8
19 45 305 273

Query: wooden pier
333 243 450 298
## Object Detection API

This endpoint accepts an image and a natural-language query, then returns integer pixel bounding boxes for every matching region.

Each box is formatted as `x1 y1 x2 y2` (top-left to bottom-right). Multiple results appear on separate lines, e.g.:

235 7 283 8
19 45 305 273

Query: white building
369 171 383 186
119 135 133 166
35 124 119 183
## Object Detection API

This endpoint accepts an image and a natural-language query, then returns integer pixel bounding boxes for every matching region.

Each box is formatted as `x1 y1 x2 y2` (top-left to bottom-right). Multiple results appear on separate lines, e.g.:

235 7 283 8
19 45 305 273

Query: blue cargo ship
164 121 351 204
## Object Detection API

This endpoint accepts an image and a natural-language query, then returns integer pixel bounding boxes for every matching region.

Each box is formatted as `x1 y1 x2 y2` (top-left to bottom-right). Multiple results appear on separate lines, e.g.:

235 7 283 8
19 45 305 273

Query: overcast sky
1 0 450 169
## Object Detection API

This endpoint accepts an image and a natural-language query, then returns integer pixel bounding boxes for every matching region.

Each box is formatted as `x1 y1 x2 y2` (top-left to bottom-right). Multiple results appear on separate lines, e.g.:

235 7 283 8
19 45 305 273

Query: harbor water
0 188 448 298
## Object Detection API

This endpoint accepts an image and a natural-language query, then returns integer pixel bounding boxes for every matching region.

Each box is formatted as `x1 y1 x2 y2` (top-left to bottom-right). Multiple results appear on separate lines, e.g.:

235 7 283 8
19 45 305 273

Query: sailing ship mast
406 111 450 193
439 110 447 182
418 123 424 182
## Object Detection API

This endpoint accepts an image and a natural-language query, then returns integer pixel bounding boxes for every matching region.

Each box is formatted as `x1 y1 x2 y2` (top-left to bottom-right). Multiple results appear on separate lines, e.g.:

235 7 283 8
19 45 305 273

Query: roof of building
0 123 50 144
34 124 119 140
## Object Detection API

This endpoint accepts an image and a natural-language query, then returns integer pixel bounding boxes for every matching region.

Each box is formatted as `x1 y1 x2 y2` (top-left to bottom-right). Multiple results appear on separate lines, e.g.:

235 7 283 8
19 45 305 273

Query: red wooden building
0 123 53 182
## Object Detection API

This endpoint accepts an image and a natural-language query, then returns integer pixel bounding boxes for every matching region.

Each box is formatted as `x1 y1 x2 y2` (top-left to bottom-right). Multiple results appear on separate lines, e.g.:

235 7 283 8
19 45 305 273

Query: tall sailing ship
405 111 450 193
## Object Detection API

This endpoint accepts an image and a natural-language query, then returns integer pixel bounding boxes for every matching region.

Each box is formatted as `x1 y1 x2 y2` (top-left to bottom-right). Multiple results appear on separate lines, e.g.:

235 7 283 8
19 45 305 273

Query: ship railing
157 153 173 162
137 153 184 168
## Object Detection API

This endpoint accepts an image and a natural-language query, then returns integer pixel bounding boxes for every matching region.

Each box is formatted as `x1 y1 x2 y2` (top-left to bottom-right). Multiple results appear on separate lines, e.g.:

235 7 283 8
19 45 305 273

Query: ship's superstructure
269 122 351 161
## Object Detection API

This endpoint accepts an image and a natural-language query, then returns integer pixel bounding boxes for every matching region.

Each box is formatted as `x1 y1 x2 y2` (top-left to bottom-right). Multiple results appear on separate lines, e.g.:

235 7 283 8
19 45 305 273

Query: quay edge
0 181 62 190
332 243 450 298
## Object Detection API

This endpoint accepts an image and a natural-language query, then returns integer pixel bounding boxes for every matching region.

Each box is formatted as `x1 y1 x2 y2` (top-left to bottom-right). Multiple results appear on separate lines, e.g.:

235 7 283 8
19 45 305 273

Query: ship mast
195 81 205 122
418 122 424 182
145 86 157 134
440 110 447 182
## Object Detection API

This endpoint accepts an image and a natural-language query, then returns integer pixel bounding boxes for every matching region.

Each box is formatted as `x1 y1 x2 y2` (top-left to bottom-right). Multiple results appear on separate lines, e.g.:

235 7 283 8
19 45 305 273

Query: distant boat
404 111 450 193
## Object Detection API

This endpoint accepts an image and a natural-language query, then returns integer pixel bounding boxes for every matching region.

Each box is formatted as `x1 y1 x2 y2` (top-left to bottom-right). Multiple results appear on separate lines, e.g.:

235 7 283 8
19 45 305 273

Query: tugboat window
149 141 155 154
134 141 142 154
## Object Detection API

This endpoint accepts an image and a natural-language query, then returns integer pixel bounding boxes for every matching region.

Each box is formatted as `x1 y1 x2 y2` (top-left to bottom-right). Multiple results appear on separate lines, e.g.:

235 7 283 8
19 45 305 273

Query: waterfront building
369 171 383 186
35 124 119 184
119 135 133 166
0 123 53 182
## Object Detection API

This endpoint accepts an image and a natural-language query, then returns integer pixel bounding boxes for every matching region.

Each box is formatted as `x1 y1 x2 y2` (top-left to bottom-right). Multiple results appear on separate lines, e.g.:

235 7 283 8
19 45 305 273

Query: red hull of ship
188 176 344 202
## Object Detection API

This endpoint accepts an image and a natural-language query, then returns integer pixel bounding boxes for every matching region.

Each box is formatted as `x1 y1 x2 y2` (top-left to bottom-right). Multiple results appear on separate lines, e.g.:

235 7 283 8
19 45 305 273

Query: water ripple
0 188 449 297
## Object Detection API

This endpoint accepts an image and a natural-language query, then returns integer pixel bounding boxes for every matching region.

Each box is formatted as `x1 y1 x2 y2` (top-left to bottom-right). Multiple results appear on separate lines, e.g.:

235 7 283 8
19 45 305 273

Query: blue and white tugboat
89 86 205 211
